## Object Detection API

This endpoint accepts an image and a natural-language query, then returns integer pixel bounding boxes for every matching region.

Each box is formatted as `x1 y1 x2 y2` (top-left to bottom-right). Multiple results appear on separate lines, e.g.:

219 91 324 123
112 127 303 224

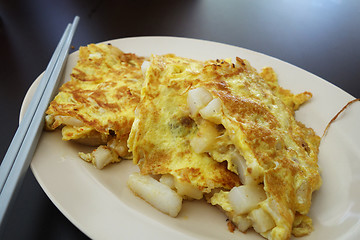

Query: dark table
0 0 359 239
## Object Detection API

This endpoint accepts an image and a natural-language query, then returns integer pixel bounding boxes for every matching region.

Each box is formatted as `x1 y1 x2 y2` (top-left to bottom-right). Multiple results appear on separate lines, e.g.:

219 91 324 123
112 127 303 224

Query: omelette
128 54 321 240
45 43 145 168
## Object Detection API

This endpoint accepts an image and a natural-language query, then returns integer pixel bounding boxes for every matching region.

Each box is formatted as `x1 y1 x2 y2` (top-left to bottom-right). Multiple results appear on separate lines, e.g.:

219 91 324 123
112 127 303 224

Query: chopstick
0 16 79 226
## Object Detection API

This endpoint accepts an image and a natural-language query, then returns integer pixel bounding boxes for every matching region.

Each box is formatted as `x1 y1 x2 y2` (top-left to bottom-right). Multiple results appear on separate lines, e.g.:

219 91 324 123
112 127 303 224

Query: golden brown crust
46 44 145 145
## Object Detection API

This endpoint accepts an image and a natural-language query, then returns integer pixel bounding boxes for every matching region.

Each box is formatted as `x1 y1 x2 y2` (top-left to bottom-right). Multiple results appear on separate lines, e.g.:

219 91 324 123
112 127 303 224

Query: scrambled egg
45 43 145 166
128 54 321 240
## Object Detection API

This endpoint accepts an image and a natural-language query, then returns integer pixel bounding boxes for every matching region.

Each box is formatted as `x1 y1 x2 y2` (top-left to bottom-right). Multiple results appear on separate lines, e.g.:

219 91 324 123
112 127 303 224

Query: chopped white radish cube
92 145 113 169
107 138 128 157
187 87 213 116
141 60 150 76
248 208 276 233
232 215 252 232
92 145 114 169
199 98 222 124
128 173 182 217
54 115 84 127
231 151 253 185
228 185 266 214
79 145 115 169
190 121 219 153
159 174 175 189
174 178 203 200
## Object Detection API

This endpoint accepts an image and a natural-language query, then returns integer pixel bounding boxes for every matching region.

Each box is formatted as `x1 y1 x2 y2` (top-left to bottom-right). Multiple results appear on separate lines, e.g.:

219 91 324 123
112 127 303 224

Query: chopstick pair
0 16 79 226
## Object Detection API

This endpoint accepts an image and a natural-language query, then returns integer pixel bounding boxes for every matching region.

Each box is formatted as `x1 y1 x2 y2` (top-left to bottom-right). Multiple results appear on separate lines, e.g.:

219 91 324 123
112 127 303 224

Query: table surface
0 0 359 239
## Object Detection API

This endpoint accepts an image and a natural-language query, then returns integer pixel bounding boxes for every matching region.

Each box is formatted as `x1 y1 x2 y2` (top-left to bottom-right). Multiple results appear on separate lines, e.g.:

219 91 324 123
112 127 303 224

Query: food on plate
45 43 145 168
128 172 183 217
128 54 321 240
45 43 322 239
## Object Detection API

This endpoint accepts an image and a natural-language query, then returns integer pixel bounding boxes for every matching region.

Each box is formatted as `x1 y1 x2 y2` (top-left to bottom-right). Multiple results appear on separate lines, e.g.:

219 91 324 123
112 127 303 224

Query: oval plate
21 37 360 240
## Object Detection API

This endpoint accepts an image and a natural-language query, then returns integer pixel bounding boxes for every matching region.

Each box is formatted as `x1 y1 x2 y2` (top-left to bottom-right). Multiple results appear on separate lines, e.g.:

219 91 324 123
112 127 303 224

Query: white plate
21 37 360 240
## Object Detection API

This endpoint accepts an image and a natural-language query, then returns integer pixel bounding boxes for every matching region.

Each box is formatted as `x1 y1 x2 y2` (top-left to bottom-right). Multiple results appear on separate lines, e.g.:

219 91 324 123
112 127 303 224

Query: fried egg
128 54 321 240
128 55 241 197
45 43 145 167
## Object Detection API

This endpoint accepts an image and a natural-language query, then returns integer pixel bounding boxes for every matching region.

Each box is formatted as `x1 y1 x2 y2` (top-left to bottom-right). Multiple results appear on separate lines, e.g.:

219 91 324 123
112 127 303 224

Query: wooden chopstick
0 16 79 226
